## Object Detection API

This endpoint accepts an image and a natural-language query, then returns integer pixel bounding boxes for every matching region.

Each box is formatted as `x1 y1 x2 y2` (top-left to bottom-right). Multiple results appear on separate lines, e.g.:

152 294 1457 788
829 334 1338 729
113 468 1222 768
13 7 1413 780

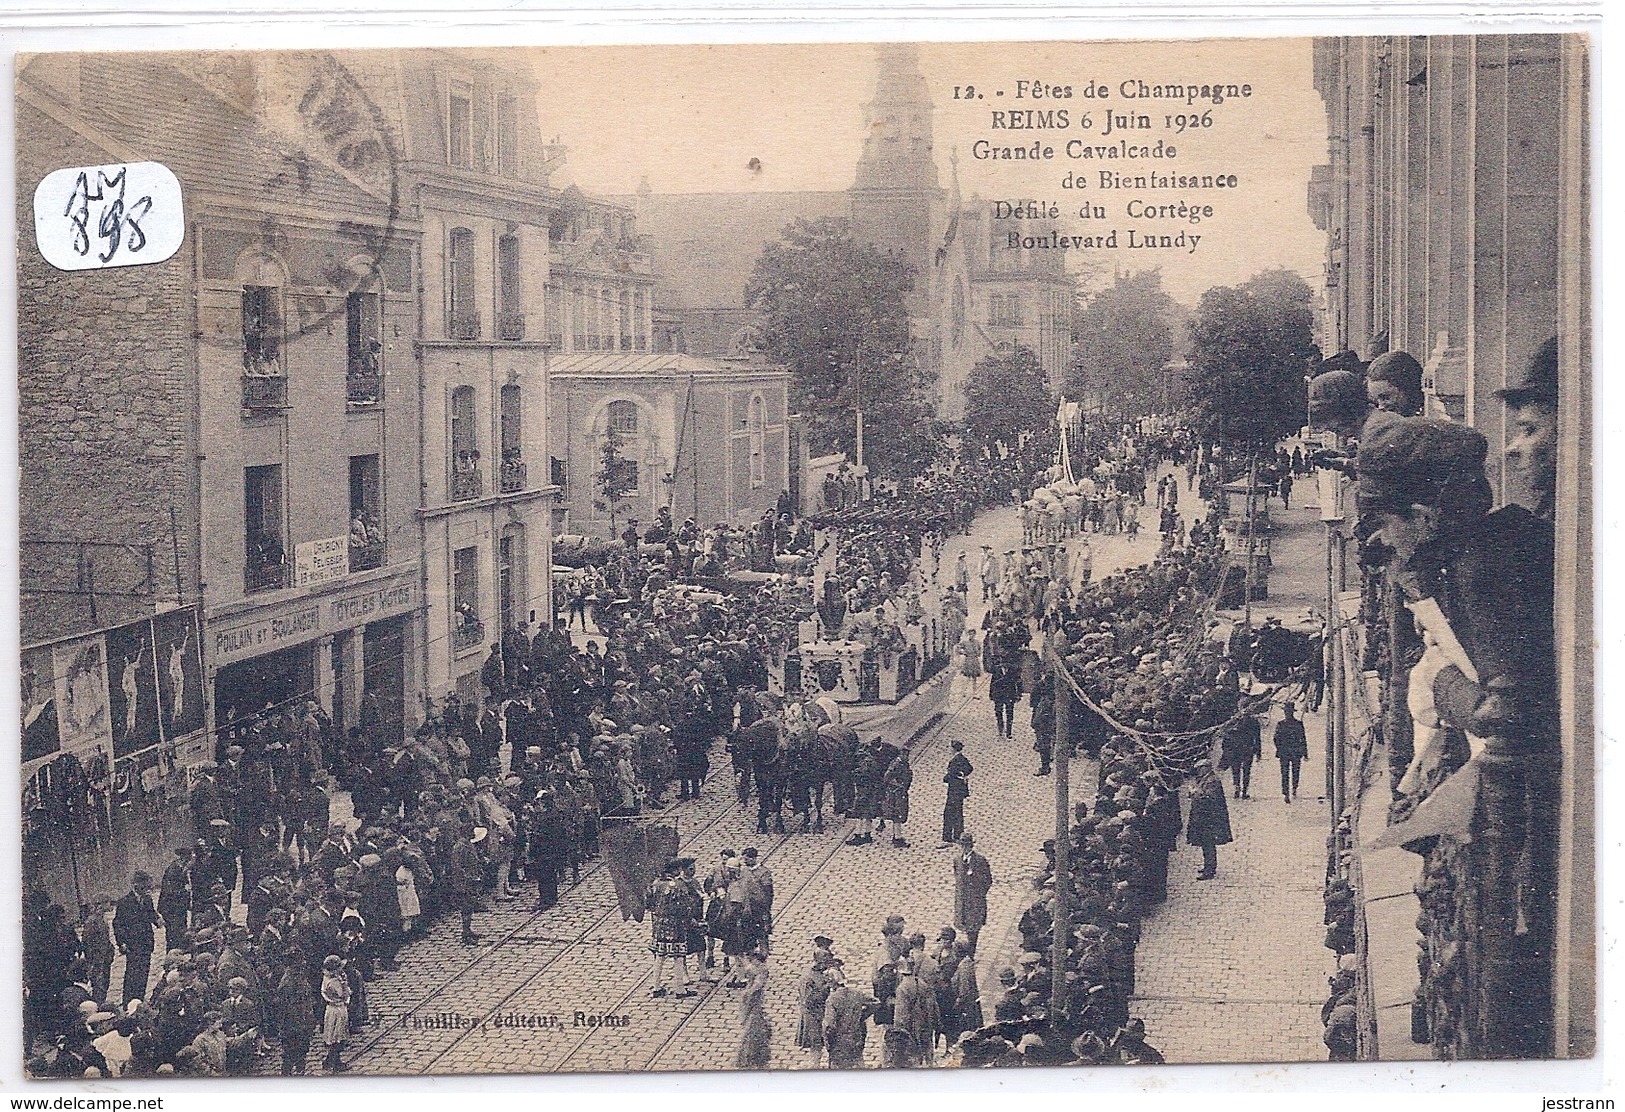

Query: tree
592 422 636 536
1182 268 1318 454
963 345 1053 449
745 217 937 477
1067 269 1179 415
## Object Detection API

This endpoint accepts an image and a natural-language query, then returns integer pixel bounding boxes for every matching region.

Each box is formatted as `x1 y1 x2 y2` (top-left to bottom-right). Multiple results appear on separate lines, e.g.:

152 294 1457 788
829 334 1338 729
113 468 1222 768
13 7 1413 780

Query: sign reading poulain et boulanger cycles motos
209 574 418 667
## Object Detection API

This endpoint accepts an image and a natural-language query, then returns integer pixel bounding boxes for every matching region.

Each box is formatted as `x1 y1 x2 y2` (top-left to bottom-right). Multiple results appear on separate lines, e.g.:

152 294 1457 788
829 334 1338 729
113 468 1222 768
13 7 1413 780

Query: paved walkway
333 499 1164 1075
1129 473 1337 1064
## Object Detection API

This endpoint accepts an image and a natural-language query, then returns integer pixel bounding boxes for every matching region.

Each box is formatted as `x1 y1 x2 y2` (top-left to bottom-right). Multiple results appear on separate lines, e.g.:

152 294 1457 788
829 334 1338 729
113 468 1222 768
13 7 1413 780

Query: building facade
1310 33 1591 1060
548 352 792 537
358 50 561 703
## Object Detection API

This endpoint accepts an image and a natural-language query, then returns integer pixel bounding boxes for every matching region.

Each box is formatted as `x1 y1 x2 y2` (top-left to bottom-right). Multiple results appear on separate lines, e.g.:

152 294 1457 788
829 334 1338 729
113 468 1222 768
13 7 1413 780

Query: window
544 282 563 349
447 228 478 339
242 285 282 372
498 525 524 632
450 385 481 500
349 455 383 570
346 291 382 403
496 94 518 175
244 464 285 592
632 289 647 351
611 458 640 495
498 234 523 339
451 545 483 651
571 286 586 351
749 394 767 487
990 293 1024 328
619 289 633 351
607 399 639 436
448 86 472 168
500 384 525 492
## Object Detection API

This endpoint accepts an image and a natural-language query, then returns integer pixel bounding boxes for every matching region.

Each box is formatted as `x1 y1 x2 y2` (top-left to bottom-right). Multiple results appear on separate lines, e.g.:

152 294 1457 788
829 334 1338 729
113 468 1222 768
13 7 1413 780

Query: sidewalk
1129 485 1338 1064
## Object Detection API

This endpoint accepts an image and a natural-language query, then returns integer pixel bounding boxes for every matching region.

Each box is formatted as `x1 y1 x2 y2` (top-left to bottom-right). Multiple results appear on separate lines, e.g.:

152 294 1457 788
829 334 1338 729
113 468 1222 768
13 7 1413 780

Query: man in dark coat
941 741 972 846
1185 760 1233 880
527 792 569 911
951 833 993 955
157 846 192 941
1273 703 1309 803
882 746 913 848
273 958 319 1075
355 853 402 973
111 872 161 1005
1221 712 1262 799
448 826 486 945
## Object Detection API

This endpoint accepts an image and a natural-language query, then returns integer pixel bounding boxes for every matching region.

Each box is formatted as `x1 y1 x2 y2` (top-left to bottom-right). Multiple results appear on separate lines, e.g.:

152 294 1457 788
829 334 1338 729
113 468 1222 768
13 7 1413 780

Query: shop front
207 569 420 752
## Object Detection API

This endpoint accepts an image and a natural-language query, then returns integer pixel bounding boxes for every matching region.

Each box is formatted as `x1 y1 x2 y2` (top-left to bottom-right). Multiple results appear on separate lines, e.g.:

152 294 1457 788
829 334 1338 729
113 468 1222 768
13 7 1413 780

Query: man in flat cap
1357 410 1555 806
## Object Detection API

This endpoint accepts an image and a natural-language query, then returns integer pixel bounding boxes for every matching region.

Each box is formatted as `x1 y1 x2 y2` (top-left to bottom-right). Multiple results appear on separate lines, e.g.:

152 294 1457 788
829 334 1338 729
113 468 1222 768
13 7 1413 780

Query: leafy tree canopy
1067 268 1179 416
964 344 1054 449
745 217 936 476
1182 268 1318 454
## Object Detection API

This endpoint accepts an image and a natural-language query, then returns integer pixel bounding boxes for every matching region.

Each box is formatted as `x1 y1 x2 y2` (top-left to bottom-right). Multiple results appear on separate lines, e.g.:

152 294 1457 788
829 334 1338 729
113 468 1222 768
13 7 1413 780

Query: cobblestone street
330 500 1178 1075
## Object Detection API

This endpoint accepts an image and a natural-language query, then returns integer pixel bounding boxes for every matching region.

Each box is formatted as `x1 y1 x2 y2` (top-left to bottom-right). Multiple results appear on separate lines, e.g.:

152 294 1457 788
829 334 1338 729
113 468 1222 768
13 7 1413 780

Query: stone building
547 351 793 537
1309 33 1591 1060
353 50 561 702
19 52 426 745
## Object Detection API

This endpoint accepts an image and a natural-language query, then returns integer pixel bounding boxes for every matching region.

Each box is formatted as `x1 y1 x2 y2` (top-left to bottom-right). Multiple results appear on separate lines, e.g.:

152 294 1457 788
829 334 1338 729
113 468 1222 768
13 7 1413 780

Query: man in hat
112 872 161 1006
993 967 1024 1021
940 744 973 849
1356 413 1555 793
796 942 836 1067
1185 759 1232 880
1220 711 1262 800
447 825 486 945
1274 702 1309 803
1500 336 1558 522
951 833 992 956
157 846 193 942
821 961 875 1070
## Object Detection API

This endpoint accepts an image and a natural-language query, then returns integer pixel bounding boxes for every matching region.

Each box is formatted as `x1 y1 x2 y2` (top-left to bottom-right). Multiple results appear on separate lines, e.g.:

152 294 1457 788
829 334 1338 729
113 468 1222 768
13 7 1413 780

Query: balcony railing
349 541 385 573
241 372 288 411
498 311 527 341
346 356 381 405
452 618 485 654
450 468 485 502
449 309 482 341
245 558 288 594
500 459 527 493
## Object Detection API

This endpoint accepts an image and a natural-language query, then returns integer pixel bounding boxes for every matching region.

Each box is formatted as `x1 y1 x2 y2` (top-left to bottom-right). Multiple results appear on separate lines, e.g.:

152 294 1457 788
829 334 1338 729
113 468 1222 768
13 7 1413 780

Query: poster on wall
20 645 60 763
50 633 111 758
152 606 205 742
105 618 162 758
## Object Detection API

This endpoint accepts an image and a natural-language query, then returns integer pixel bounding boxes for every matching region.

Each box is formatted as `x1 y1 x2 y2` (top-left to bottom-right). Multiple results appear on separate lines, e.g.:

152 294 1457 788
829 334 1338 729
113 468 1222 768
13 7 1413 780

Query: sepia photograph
12 32 1592 1081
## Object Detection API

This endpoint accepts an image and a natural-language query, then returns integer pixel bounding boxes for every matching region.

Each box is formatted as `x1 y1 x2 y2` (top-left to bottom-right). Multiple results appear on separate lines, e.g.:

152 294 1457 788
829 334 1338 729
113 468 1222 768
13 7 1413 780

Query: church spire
853 43 939 192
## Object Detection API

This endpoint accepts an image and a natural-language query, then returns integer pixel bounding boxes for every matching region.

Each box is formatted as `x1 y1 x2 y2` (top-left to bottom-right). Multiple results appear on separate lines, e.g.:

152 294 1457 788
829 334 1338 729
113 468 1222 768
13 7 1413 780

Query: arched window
748 394 767 487
447 227 478 338
607 399 639 436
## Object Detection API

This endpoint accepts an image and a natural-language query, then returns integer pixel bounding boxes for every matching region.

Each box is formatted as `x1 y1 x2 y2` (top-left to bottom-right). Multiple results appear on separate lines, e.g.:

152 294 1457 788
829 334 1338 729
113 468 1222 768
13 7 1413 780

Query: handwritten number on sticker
64 167 152 264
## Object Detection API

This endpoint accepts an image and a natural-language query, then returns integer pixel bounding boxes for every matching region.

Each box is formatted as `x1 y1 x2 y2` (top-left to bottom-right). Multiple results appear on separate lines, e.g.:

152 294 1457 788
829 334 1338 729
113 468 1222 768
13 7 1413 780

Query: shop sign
294 535 350 589
209 573 418 667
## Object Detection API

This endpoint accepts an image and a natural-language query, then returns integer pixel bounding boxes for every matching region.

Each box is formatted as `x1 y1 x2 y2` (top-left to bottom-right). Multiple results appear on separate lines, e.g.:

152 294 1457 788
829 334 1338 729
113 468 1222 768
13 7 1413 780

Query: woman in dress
735 945 772 1070
319 954 350 1074
958 629 983 683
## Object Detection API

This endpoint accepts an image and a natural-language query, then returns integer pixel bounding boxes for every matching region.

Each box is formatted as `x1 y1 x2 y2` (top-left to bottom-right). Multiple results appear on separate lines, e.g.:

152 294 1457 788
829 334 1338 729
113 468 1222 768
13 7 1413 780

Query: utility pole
1050 630 1072 1020
1243 452 1259 630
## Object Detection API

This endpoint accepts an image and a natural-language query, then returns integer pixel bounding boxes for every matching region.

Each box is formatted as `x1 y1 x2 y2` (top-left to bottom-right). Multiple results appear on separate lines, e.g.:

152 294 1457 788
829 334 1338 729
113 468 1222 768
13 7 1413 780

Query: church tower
849 43 944 316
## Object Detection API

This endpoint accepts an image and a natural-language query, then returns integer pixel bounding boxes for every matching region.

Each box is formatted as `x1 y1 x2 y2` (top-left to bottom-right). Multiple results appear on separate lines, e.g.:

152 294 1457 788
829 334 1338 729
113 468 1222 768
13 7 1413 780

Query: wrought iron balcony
500 459 527 494
346 358 381 405
241 372 288 411
449 309 482 341
498 311 527 341
451 618 485 654
245 558 288 593
450 468 485 502
349 541 385 573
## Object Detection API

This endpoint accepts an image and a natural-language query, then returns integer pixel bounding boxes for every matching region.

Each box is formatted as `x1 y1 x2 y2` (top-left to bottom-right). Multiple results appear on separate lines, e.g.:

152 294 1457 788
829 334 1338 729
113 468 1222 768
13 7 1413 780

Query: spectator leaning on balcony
1355 404 1556 815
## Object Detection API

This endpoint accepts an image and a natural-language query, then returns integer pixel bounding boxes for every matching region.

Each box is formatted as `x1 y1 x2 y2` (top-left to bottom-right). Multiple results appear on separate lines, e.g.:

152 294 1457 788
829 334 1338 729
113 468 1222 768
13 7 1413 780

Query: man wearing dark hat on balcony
1366 350 1426 417
1357 411 1555 745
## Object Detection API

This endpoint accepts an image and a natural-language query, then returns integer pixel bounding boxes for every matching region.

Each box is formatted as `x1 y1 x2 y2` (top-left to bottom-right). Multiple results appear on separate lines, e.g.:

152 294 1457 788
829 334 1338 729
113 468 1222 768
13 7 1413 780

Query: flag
1368 757 1481 852
602 820 680 921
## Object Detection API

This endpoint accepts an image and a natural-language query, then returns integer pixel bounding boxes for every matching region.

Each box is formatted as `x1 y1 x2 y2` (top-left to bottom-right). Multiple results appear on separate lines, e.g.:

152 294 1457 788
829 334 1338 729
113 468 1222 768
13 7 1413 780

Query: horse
735 717 786 834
